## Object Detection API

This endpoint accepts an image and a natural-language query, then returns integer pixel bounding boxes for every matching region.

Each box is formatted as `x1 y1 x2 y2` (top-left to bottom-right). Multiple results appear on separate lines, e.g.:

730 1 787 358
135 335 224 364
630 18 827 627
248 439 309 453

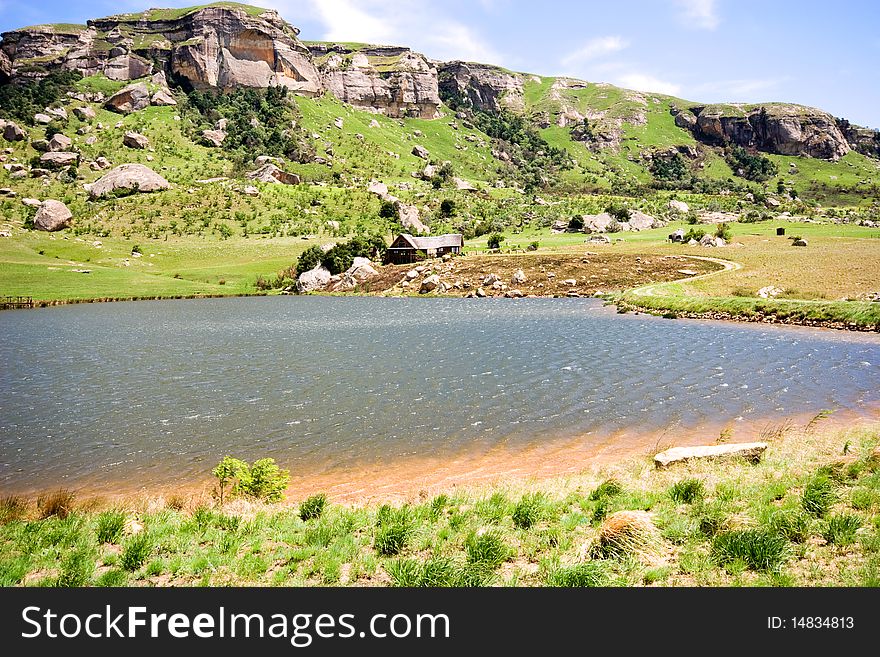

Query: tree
440 199 456 217
487 233 504 249
211 456 248 505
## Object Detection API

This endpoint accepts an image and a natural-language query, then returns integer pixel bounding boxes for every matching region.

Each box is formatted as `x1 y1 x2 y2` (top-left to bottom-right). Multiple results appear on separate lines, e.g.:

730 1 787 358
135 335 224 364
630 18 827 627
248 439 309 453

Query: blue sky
2 0 879 128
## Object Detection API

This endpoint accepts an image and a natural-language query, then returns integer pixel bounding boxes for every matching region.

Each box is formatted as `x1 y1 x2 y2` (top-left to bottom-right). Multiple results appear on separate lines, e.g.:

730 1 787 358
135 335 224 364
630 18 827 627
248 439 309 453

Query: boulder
420 274 441 293
31 139 50 152
758 285 783 298
85 163 171 199
792 238 808 247
46 107 68 121
151 89 177 106
123 131 150 149
406 269 419 280
40 152 79 168
47 133 73 152
397 202 429 234
242 186 260 197
247 163 300 185
34 113 52 125
2 121 25 141
421 164 438 179
105 82 150 114
412 144 430 159
765 197 781 208
655 442 768 468
511 269 527 285
669 228 686 243
587 235 611 245
368 181 389 197
296 265 332 293
700 234 726 247
202 129 227 147
21 197 42 208
73 106 96 121
33 200 73 232
668 199 690 213
453 177 476 191
255 155 281 166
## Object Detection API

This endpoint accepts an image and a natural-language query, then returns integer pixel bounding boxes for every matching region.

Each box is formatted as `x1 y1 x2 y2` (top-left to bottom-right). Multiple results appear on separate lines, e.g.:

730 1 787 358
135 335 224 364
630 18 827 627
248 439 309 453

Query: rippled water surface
1 297 878 493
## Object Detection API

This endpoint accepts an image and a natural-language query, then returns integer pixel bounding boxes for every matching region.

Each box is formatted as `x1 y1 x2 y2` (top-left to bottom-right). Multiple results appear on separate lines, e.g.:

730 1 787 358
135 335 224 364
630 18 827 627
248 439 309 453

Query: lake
1 297 878 498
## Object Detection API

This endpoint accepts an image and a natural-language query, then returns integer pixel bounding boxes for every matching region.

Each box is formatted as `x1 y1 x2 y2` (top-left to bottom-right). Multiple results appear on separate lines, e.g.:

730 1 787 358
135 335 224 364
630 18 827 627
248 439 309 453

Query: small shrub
545 562 610 587
212 456 290 504
95 569 128 587
823 514 862 546
568 215 585 232
768 509 810 544
595 511 661 560
802 474 836 517
299 493 327 521
683 227 705 242
439 199 456 217
429 494 448 520
715 222 732 241
851 487 880 511
465 529 511 569
589 478 623 501
57 545 95 587
669 479 705 505
37 489 75 519
374 505 413 556
0 495 28 524
121 533 153 572
512 493 543 529
96 510 126 544
712 529 789 572
387 557 494 587
487 233 504 250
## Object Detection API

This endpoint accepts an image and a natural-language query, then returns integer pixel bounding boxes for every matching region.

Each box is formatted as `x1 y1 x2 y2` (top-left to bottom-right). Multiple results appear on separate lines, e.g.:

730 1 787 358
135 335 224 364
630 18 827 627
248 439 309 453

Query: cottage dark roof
391 234 463 250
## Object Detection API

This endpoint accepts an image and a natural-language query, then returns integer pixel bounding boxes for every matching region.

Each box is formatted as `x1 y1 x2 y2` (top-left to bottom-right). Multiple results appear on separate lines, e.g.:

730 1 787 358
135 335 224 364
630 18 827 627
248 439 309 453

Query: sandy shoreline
13 406 878 509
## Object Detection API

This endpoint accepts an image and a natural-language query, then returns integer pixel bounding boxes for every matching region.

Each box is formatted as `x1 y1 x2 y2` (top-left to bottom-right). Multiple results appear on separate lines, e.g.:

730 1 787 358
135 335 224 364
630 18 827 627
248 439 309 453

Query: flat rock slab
654 442 768 468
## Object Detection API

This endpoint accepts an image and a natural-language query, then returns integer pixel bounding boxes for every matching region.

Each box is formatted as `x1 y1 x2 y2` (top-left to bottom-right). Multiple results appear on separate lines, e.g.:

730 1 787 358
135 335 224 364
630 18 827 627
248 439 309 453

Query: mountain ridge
2 2 878 162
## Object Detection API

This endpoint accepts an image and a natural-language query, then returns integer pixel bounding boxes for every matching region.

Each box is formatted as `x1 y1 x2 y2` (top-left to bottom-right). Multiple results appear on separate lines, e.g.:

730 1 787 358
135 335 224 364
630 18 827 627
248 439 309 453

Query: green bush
299 494 327 521
768 509 810 543
374 505 413 556
512 493 543 529
211 456 290 504
465 530 511 569
670 479 705 504
487 233 504 250
96 510 126 544
823 514 862 546
683 227 706 242
0 70 82 124
726 145 778 182
589 479 623 501
715 222 732 241
711 529 789 572
121 533 153 572
802 474 836 517
545 562 610 587
567 215 585 232
440 199 456 217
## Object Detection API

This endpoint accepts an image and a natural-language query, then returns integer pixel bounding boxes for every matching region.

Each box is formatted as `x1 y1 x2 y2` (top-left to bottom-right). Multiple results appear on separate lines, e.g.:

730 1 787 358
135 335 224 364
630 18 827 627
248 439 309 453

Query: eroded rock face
310 44 441 119
85 163 170 198
438 61 524 113
33 199 72 231
836 119 880 158
1 6 321 94
676 104 851 160
247 163 300 185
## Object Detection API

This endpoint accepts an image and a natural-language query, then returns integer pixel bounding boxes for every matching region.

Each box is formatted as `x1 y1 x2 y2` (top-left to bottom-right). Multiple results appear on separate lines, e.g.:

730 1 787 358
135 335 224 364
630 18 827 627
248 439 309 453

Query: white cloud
617 73 682 96
265 0 504 64
693 77 788 99
674 0 720 30
561 36 629 68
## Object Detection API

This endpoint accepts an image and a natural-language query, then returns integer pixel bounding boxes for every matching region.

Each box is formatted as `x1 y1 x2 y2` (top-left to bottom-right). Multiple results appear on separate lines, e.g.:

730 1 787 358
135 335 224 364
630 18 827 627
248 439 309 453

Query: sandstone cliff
437 61 524 113
0 4 321 93
673 103 852 160
308 44 440 119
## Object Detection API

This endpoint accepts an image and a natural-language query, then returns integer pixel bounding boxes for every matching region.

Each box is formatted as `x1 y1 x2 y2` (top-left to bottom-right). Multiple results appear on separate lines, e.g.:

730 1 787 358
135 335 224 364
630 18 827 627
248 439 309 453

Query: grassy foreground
2 419 879 587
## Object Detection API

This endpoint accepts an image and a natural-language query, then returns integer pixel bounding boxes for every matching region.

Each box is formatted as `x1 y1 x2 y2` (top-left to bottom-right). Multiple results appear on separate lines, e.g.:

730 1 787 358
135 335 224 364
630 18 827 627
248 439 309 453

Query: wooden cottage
385 234 464 264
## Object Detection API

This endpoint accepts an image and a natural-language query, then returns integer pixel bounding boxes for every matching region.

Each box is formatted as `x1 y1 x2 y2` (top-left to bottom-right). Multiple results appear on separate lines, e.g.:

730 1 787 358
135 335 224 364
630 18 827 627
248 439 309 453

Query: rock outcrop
437 61 524 112
296 264 331 293
1 5 321 94
674 104 851 160
309 44 441 119
247 163 300 185
33 199 73 231
85 163 170 198
836 118 880 158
